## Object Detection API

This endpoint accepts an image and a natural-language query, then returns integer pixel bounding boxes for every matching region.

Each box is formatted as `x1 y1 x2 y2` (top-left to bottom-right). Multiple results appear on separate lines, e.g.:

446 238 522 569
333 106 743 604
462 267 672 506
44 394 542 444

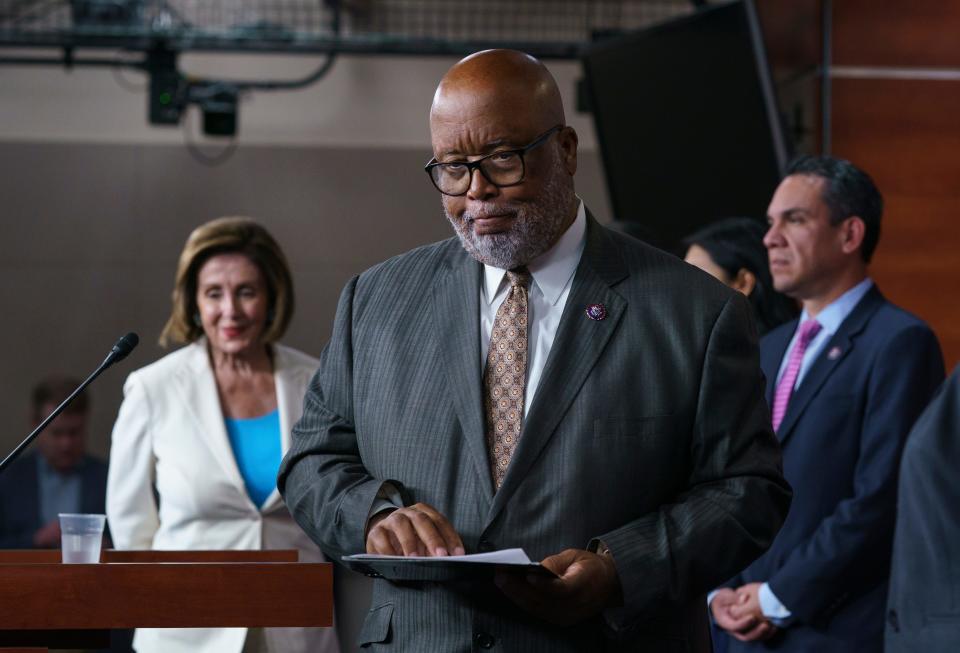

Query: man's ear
840 216 866 255
558 126 578 176
732 268 757 297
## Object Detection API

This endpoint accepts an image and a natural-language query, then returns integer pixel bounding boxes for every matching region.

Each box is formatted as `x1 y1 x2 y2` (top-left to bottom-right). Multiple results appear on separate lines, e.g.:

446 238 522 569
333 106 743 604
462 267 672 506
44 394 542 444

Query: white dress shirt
480 200 587 414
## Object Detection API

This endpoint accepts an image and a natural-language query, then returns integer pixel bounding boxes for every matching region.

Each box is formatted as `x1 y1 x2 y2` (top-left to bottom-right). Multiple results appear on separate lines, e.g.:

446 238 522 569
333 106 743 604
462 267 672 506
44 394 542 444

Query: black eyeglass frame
424 124 564 196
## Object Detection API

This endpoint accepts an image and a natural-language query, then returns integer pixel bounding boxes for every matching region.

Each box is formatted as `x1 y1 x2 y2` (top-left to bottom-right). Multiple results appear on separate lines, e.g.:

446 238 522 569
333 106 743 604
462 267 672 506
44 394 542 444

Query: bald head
430 50 566 139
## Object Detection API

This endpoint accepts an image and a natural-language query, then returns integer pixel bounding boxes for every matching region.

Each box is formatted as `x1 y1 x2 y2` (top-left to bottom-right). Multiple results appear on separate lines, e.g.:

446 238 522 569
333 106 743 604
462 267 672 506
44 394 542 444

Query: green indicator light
159 92 172 105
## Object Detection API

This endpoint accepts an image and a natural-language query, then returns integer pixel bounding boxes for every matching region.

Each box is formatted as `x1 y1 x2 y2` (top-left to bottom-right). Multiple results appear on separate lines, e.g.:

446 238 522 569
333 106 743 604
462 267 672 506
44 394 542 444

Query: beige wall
0 53 610 458
0 54 611 650
0 141 611 459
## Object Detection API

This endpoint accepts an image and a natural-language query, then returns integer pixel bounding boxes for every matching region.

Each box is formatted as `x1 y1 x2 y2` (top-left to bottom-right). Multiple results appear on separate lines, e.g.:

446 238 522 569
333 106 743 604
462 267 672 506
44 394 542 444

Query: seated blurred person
684 217 798 335
106 217 339 653
0 376 108 549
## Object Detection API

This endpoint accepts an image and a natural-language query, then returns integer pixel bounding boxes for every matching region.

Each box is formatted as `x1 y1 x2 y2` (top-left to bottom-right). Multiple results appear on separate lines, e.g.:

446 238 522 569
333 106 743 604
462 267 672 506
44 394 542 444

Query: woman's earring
266 308 276 326
193 312 202 327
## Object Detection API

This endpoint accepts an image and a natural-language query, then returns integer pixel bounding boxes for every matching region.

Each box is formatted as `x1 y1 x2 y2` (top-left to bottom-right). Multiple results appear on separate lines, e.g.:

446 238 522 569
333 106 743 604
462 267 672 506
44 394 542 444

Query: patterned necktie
484 267 532 489
771 318 823 432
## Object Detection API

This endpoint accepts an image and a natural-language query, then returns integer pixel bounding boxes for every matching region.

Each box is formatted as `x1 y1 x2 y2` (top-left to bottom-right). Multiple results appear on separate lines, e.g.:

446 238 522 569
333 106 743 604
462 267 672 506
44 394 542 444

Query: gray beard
443 162 575 270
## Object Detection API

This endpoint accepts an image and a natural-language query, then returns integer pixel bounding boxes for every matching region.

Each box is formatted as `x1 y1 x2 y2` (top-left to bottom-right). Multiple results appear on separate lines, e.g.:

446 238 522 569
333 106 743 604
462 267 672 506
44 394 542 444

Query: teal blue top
224 409 282 508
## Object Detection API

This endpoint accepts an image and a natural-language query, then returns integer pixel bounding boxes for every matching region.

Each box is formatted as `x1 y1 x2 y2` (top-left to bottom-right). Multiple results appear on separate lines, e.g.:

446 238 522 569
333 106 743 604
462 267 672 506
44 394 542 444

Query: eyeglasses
424 125 564 196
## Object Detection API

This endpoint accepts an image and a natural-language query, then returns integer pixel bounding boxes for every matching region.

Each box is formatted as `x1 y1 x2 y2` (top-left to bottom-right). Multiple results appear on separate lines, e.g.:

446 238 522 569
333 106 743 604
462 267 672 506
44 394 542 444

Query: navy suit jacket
727 285 944 652
0 452 109 548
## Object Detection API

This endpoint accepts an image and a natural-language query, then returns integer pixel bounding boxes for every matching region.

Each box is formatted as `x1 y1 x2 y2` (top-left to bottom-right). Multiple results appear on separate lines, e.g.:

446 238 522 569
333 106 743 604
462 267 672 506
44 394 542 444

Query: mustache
462 203 521 222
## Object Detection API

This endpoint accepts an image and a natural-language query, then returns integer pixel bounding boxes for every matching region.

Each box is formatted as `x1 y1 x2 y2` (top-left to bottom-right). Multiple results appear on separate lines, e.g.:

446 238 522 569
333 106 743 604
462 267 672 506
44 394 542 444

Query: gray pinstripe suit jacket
279 215 791 652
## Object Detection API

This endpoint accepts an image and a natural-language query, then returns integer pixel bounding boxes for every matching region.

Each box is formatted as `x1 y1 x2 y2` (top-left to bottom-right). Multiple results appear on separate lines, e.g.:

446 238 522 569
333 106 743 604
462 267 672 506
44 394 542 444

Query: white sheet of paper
345 547 534 565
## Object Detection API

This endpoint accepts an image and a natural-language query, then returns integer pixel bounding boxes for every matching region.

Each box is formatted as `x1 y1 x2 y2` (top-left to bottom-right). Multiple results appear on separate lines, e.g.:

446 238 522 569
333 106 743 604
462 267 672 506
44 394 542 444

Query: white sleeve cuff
707 589 720 608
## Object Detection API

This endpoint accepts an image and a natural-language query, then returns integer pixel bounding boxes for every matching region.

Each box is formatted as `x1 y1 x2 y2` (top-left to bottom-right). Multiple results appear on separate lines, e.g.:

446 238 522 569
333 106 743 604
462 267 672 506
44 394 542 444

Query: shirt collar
799 277 874 336
482 200 587 306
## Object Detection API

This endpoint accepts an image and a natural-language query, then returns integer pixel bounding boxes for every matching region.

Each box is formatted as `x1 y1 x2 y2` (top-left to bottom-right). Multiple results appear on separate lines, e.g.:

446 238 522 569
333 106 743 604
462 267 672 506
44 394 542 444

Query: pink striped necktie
771 319 822 432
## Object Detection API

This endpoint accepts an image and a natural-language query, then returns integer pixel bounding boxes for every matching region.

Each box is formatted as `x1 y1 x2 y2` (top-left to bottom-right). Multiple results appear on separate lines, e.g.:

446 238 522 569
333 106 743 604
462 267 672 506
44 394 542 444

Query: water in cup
62 532 102 563
58 513 105 564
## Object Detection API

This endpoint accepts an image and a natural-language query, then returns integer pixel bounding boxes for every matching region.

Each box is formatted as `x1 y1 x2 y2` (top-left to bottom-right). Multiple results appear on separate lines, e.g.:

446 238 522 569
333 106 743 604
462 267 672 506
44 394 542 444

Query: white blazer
107 340 340 653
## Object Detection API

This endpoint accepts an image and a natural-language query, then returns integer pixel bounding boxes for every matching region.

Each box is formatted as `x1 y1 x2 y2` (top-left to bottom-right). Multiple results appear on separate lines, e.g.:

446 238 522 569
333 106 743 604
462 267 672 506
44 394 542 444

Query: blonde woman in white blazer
107 217 339 653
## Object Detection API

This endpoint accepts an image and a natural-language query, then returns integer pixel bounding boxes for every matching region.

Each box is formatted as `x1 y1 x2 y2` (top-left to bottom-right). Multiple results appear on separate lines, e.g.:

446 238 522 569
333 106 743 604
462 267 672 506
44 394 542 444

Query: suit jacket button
478 540 494 552
887 609 900 632
475 632 495 649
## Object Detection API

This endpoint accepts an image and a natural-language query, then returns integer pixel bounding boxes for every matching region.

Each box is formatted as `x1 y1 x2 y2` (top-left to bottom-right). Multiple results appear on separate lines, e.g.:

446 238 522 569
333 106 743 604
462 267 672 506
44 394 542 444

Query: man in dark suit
279 49 791 651
886 364 960 652
711 156 945 651
0 376 108 548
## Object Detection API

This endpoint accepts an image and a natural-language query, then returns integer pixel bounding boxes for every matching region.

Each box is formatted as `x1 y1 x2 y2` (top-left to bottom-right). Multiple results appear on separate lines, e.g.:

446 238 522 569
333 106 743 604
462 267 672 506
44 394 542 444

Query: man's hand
33 519 61 548
365 502 465 557
728 582 778 642
710 588 756 635
495 548 622 625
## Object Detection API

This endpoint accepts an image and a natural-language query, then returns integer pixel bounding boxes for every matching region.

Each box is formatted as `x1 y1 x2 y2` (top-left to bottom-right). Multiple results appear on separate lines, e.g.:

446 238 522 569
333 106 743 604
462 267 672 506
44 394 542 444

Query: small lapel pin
828 346 842 360
585 303 607 321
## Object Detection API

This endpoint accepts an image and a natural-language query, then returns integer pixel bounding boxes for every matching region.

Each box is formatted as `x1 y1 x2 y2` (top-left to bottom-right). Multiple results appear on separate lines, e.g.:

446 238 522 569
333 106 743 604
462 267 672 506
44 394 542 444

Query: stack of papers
342 548 555 581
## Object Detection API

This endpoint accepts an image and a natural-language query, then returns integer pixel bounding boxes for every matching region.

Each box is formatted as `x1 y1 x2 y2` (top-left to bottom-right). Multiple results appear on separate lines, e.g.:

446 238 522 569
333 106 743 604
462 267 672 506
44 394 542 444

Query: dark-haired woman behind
683 217 798 335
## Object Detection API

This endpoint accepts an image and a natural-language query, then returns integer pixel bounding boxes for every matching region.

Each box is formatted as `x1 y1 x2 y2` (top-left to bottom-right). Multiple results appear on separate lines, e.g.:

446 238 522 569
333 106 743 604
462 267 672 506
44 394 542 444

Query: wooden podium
0 549 333 651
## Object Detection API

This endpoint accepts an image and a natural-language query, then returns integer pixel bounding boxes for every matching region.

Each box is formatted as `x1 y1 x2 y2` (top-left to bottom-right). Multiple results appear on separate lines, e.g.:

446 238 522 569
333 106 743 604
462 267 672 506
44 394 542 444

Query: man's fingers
733 620 772 642
531 551 583 599
715 612 755 633
367 511 423 556
540 549 580 576
389 512 430 556
366 522 399 555
728 601 758 621
409 503 465 555
368 504 466 557
406 509 452 556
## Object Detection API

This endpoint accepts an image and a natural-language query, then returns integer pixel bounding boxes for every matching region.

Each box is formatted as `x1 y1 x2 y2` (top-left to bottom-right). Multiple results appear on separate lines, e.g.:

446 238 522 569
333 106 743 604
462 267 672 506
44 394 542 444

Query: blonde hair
159 217 294 347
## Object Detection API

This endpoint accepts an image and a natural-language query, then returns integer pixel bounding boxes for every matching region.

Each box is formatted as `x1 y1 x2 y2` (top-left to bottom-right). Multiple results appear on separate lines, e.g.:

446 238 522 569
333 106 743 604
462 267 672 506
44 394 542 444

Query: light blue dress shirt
37 455 82 525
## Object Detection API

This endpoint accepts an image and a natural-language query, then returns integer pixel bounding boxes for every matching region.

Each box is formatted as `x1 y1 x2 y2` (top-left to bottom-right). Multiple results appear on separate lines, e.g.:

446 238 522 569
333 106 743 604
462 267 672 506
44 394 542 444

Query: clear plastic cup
58 513 106 563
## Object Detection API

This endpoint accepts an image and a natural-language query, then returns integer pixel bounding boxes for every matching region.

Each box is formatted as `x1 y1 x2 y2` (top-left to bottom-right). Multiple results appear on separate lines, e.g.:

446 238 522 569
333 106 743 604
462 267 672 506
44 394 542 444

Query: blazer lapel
489 216 628 523
173 341 249 499
776 286 885 445
262 345 303 513
433 249 496 504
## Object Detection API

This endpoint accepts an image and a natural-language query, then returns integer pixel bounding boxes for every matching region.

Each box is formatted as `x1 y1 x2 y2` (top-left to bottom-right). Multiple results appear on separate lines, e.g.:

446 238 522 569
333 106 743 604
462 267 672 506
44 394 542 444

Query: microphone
0 332 140 474
104 332 139 366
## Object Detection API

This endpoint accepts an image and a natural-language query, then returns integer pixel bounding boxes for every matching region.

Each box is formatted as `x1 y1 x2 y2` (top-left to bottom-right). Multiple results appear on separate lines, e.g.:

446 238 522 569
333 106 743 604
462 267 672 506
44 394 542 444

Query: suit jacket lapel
763 323 795 407
776 286 885 445
173 341 249 499
489 215 628 523
433 249 496 504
